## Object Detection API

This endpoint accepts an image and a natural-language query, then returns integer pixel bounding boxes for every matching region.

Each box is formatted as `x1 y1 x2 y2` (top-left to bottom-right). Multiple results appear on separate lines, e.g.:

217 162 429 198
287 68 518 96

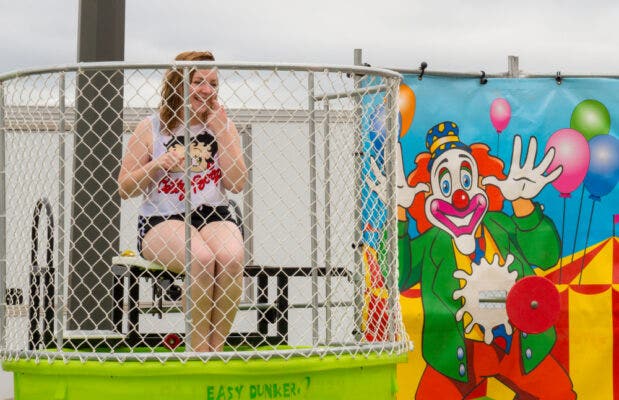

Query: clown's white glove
367 142 429 206
481 135 562 201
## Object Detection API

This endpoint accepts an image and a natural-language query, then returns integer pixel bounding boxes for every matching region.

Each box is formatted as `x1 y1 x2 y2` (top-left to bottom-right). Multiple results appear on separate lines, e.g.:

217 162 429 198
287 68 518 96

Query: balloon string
559 196 566 284
497 133 500 157
578 200 596 286
570 185 585 264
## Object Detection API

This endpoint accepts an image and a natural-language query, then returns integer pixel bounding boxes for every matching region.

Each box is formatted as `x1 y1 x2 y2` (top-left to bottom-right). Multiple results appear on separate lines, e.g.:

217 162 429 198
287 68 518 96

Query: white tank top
139 114 228 217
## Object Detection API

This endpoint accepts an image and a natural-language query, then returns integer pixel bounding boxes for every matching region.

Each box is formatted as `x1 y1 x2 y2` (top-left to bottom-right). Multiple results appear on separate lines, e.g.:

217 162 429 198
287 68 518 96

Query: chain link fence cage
0 62 407 366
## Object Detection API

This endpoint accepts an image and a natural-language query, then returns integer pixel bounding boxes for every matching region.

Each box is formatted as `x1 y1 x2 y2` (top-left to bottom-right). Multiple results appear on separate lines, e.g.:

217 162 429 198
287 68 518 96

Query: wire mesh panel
0 62 406 363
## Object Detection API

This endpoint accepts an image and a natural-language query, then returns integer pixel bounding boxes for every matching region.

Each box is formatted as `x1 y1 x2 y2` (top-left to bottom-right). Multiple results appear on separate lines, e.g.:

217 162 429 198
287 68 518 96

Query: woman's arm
207 101 247 193
117 118 185 199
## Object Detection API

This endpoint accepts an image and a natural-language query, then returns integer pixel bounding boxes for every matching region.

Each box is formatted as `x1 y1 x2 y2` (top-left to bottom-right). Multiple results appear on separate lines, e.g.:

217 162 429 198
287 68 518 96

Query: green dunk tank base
4 353 405 400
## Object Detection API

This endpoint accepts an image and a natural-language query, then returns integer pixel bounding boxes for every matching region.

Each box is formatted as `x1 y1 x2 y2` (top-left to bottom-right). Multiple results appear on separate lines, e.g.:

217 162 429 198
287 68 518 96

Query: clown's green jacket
398 203 561 382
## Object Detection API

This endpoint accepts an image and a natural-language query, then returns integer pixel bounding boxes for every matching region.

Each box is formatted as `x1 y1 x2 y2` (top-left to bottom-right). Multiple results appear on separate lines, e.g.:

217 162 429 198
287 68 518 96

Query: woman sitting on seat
117 51 247 352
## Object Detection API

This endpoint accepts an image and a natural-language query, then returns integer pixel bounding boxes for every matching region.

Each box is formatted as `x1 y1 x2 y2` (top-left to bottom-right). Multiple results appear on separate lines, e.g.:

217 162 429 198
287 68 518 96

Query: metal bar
352 49 364 340
127 274 140 344
389 68 509 78
288 301 353 309
308 72 319 345
0 62 403 83
0 81 6 350
383 80 398 341
7 61 619 84
314 84 388 102
6 340 404 363
241 126 254 265
323 101 333 344
55 72 66 350
508 56 520 78
1 108 353 133
139 301 276 313
276 273 289 343
256 273 269 337
111 275 124 333
390 65 619 80
182 67 193 351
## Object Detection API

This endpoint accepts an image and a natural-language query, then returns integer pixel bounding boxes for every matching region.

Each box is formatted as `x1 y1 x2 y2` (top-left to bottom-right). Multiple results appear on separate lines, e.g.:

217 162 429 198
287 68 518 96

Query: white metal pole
308 72 319 345
0 81 6 350
182 67 193 351
55 72 67 350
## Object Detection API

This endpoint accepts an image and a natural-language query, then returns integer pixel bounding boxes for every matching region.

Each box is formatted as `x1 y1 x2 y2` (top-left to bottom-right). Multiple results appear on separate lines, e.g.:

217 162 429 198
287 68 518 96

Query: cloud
0 0 78 72
1 0 618 75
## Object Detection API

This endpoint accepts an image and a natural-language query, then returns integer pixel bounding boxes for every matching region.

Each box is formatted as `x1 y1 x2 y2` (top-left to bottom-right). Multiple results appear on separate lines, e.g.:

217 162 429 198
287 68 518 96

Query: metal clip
418 62 428 80
480 71 488 85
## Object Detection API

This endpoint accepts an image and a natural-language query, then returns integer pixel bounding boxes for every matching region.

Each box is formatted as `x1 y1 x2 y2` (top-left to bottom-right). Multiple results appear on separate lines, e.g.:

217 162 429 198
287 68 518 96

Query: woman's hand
205 99 230 136
153 150 185 172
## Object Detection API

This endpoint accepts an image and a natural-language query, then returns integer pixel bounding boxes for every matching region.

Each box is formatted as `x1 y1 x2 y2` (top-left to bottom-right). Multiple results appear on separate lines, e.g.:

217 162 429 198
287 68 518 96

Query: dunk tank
0 61 409 399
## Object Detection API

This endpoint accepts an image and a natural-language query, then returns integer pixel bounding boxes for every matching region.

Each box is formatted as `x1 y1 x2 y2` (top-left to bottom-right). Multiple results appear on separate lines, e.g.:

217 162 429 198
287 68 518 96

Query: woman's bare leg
141 220 216 351
199 221 244 351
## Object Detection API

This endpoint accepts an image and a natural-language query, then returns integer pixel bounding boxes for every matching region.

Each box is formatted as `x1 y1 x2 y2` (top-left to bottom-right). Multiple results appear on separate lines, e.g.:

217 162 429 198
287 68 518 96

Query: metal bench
109 254 352 349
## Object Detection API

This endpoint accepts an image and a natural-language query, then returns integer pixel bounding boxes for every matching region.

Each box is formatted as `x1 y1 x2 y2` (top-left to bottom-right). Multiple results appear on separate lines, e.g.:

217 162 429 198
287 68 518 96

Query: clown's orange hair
406 143 506 234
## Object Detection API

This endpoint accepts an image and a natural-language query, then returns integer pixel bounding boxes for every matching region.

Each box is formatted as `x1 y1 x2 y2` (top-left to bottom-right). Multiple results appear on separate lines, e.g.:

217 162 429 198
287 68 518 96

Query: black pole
68 0 125 330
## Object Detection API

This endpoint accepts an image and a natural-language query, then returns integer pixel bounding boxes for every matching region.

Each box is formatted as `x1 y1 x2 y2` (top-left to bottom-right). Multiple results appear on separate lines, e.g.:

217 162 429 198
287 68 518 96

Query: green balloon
570 99 611 140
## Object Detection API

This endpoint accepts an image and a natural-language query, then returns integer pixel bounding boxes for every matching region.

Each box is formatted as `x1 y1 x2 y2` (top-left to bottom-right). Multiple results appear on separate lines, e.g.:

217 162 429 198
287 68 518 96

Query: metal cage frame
0 61 408 363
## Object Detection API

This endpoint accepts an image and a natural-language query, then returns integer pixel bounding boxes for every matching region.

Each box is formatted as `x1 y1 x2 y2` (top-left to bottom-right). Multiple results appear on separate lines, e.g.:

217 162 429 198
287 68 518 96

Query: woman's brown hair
160 51 215 134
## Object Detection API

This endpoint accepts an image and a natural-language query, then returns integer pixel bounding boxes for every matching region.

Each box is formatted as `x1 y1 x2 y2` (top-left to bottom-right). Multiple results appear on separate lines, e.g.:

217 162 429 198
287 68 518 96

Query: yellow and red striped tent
397 236 619 399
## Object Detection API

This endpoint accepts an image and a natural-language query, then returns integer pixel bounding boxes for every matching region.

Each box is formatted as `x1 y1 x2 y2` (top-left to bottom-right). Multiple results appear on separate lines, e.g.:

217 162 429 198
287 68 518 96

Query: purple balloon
545 128 590 197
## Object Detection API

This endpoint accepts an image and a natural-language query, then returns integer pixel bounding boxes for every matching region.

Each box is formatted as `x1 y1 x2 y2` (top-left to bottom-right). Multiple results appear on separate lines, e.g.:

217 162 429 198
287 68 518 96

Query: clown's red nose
452 189 470 210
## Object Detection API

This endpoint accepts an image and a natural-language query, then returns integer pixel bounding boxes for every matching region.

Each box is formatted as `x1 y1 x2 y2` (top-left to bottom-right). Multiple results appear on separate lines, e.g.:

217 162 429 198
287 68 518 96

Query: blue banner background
399 75 619 256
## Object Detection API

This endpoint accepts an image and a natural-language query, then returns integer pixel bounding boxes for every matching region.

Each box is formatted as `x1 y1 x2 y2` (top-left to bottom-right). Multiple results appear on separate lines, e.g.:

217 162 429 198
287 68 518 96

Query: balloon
545 128 590 197
398 84 416 137
584 134 619 201
490 98 511 133
369 104 386 169
369 103 386 134
570 99 611 140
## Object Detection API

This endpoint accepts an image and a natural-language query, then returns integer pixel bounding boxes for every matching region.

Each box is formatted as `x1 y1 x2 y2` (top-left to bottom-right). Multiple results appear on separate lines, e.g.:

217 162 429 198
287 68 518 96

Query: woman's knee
191 247 216 277
216 241 244 274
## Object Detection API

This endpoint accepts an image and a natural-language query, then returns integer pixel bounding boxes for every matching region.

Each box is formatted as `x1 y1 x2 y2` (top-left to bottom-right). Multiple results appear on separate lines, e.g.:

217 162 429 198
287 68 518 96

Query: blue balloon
369 104 386 169
370 103 386 134
584 134 619 201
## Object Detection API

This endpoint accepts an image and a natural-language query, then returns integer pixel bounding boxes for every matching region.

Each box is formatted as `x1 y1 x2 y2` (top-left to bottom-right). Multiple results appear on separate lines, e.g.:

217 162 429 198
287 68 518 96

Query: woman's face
189 69 218 116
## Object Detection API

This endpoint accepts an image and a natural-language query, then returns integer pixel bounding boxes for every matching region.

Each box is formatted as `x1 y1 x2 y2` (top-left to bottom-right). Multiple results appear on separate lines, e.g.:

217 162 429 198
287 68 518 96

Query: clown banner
363 75 619 399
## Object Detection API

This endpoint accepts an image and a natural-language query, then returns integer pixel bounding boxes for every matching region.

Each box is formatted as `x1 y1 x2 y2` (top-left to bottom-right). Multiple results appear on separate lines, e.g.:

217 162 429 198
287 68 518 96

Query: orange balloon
398 84 416 137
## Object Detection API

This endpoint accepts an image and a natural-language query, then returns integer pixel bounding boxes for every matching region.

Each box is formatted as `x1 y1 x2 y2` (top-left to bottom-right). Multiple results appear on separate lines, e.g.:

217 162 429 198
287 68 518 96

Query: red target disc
163 333 181 350
506 276 560 334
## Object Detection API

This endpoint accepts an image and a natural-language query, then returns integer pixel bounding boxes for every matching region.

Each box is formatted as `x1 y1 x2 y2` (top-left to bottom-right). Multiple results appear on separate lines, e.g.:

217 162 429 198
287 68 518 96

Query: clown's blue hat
426 121 470 170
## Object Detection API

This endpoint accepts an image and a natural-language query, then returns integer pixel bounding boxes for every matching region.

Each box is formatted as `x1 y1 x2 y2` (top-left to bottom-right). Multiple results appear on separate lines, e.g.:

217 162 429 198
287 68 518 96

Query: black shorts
137 204 236 257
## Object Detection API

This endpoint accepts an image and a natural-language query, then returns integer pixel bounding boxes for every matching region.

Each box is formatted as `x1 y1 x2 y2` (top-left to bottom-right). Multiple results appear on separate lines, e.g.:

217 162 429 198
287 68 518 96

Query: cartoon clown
392 122 575 399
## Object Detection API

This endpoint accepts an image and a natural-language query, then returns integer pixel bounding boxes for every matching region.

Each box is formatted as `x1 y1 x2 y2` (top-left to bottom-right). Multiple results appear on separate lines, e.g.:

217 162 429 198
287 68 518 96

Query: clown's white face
425 149 488 254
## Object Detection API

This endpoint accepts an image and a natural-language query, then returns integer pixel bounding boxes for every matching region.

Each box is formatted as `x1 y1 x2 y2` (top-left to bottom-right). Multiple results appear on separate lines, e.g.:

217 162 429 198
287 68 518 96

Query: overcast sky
0 0 618 76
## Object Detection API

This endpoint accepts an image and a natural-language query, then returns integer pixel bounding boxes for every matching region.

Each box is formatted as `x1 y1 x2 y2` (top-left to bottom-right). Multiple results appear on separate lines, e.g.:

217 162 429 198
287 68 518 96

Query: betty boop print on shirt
164 130 218 173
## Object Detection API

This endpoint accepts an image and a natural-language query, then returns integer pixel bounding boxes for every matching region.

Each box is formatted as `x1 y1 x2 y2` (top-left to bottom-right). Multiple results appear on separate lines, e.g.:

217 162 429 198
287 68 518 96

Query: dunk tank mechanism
453 254 561 343
0 62 409 399
506 275 561 334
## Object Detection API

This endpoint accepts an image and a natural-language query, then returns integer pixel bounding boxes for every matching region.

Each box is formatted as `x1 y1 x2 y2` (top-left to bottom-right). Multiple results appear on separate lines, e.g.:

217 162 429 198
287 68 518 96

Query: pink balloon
490 98 511 133
545 128 590 197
